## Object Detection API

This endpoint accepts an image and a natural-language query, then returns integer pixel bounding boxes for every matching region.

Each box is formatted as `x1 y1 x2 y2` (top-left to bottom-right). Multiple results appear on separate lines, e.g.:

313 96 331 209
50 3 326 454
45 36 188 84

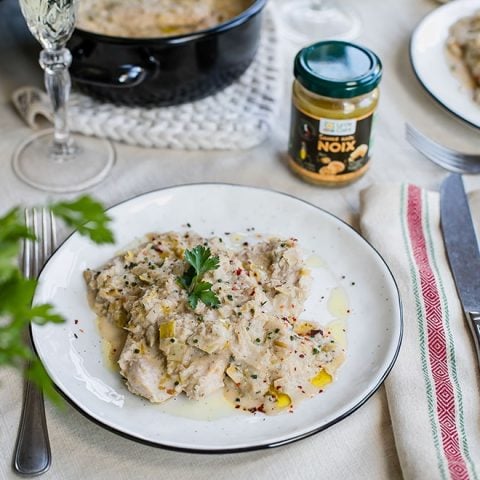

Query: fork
406 123 480 174
13 208 57 477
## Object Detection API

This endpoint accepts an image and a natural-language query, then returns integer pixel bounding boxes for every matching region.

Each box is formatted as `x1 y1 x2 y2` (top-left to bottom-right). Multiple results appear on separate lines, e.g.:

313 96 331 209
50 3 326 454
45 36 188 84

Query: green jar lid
294 41 382 99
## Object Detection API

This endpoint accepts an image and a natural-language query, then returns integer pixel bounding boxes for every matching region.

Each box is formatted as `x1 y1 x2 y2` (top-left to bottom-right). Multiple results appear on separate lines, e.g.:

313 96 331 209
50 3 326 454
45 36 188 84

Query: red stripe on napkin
407 185 469 480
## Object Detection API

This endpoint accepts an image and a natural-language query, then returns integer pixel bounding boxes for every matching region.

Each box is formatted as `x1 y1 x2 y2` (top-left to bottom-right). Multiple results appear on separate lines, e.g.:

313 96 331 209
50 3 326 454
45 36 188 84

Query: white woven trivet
12 8 283 151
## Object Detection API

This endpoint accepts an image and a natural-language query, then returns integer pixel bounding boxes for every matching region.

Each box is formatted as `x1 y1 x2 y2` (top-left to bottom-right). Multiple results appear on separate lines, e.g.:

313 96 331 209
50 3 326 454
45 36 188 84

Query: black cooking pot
68 0 267 106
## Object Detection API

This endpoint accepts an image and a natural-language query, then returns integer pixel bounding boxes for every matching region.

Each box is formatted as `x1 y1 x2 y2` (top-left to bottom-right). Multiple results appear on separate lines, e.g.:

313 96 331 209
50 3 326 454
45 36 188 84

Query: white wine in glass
278 0 361 44
14 0 115 193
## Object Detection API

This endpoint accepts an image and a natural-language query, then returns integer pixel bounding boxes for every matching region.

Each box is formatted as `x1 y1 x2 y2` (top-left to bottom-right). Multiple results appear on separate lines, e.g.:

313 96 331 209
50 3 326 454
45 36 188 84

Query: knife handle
467 312 480 363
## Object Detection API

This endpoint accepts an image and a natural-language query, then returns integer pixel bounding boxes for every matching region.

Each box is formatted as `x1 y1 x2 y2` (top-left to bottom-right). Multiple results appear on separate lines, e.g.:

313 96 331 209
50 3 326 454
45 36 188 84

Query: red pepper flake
308 329 322 337
235 268 242 276
74 319 79 325
299 354 305 359
257 404 265 413
235 405 241 409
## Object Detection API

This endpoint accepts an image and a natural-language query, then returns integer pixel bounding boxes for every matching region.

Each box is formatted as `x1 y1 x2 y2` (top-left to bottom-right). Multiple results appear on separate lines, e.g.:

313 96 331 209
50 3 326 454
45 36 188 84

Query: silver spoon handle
13 371 51 476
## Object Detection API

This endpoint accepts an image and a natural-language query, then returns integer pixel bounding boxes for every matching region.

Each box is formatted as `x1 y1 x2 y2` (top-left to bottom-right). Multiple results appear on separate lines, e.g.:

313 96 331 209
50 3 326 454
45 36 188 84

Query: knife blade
440 174 480 363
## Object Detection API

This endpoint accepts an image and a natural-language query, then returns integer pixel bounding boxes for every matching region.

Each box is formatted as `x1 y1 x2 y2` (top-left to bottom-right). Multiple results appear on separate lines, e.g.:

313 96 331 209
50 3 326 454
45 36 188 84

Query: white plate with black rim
31 183 402 453
410 0 480 129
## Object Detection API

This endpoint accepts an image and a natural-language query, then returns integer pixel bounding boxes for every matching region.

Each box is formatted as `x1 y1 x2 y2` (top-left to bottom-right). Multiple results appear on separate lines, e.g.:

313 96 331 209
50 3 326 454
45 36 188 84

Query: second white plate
410 0 480 128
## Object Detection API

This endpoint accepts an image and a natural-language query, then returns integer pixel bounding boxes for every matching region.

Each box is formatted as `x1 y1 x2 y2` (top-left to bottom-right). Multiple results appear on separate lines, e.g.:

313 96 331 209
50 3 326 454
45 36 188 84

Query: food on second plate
77 0 252 38
446 10 480 103
84 231 345 414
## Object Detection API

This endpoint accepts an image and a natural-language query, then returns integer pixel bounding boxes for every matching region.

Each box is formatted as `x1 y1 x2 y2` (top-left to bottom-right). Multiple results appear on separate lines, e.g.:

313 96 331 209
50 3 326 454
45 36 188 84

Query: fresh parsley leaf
50 196 115 244
187 293 198 310
184 246 220 276
0 275 36 316
26 359 62 404
27 304 65 325
0 208 35 285
0 208 35 243
197 289 220 308
0 242 21 284
194 280 214 292
177 265 196 291
177 246 220 310
0 195 114 404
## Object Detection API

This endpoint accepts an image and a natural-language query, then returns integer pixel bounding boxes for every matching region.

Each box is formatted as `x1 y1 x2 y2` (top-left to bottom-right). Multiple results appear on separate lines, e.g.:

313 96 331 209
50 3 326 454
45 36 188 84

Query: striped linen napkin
359 184 480 480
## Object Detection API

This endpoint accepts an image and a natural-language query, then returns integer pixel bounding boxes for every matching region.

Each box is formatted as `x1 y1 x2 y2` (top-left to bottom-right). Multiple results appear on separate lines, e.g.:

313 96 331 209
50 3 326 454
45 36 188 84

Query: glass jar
288 41 382 187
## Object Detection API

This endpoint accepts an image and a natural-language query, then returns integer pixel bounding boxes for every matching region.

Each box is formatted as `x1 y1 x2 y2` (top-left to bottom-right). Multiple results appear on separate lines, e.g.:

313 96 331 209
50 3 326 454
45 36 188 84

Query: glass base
13 129 115 193
278 0 362 44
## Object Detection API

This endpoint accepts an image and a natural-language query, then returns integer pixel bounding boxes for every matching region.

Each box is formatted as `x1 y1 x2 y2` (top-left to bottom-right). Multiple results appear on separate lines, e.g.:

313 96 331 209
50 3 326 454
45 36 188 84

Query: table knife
440 174 480 363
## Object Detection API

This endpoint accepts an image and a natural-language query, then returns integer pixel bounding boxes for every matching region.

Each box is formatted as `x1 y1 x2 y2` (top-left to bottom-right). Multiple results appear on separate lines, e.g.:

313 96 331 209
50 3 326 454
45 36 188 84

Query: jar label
288 103 375 179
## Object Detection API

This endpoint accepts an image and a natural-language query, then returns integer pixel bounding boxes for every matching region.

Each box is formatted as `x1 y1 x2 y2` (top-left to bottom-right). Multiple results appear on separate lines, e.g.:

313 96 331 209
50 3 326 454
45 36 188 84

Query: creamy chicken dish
77 0 252 38
84 232 345 414
446 10 480 103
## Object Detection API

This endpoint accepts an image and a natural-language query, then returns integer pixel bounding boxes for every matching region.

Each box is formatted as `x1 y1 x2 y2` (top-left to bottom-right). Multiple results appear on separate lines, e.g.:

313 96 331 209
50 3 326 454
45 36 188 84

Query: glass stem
39 48 75 157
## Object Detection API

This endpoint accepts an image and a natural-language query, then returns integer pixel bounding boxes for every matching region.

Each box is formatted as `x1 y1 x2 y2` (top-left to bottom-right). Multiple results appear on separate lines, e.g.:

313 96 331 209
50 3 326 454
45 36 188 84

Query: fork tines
406 123 480 174
23 208 57 280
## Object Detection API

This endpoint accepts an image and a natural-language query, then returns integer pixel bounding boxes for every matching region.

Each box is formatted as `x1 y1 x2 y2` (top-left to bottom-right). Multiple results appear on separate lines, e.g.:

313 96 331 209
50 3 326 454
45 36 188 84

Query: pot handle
70 53 159 89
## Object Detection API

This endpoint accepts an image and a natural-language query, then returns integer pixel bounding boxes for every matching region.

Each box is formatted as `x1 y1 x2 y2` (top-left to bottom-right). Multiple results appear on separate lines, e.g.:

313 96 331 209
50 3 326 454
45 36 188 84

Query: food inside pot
77 0 254 38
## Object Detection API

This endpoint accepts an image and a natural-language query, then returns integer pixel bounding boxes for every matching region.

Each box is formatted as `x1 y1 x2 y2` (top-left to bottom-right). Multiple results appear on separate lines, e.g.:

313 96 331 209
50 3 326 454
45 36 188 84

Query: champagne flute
13 0 115 193
278 0 361 44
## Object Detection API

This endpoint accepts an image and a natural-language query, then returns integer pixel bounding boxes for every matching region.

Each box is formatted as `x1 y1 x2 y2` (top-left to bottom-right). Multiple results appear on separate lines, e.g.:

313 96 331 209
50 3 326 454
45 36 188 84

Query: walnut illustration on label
288 105 375 178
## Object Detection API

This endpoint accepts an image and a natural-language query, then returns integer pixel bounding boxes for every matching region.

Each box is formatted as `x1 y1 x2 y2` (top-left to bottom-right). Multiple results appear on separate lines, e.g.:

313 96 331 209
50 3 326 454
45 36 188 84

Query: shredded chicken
84 232 345 414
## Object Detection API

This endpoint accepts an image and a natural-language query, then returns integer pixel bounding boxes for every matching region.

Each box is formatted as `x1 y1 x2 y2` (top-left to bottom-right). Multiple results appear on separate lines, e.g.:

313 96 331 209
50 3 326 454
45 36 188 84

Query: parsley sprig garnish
0 197 114 403
177 245 220 310
50 195 114 244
